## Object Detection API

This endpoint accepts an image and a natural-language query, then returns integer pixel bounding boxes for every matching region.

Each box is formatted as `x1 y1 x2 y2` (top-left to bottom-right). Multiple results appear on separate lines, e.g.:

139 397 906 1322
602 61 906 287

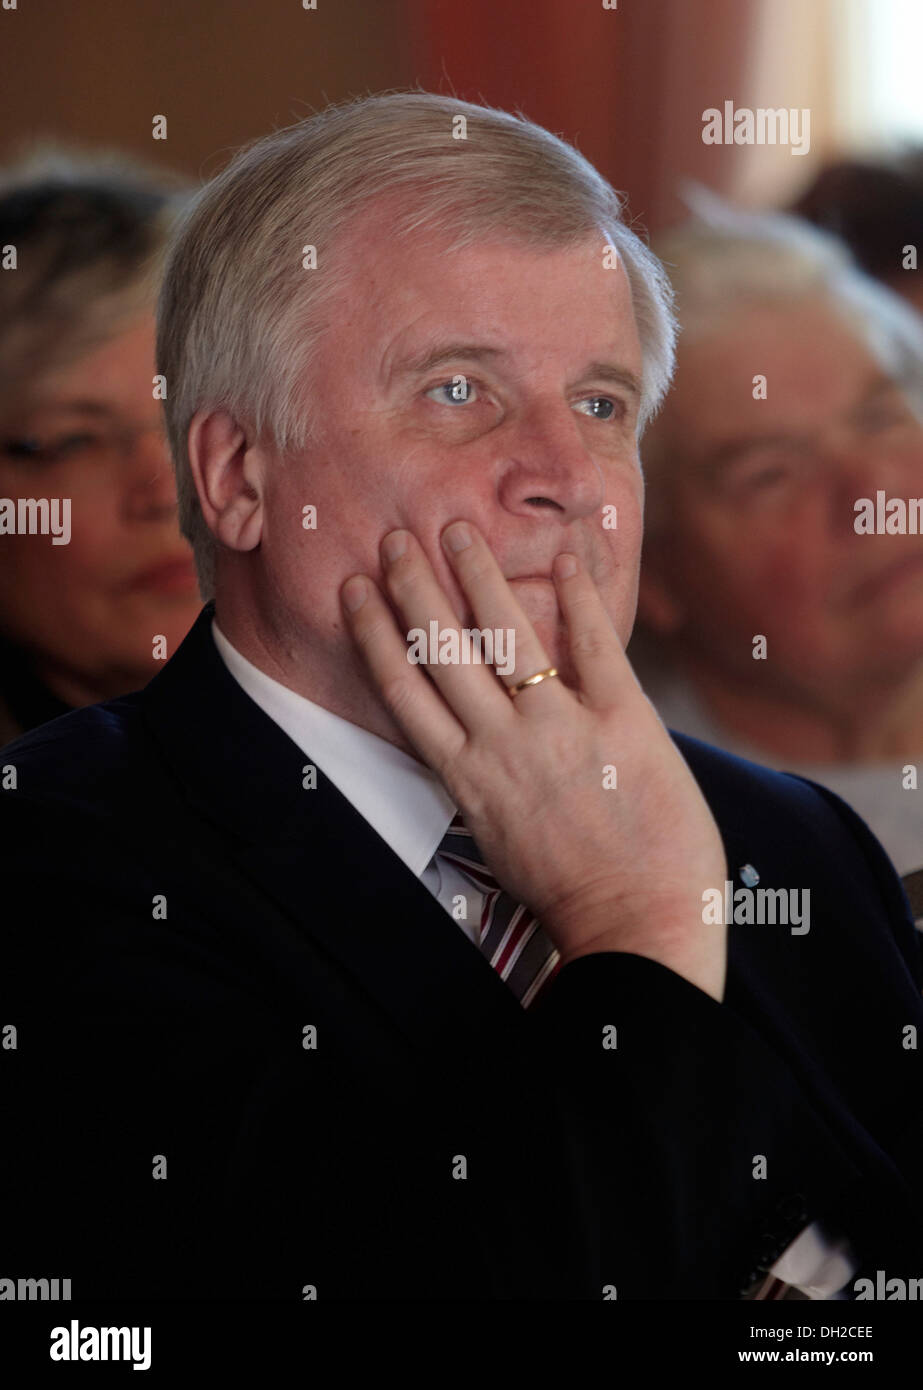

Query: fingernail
555 553 577 579
443 522 471 553
382 530 407 563
342 577 368 611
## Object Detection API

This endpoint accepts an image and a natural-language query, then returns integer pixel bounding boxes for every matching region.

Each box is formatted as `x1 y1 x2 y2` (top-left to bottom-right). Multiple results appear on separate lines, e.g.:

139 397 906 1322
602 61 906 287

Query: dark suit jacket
3 602 923 1300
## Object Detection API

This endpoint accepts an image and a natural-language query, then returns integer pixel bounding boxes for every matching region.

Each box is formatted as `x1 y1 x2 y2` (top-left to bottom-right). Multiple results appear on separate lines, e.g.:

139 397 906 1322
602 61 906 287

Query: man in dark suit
3 91 923 1301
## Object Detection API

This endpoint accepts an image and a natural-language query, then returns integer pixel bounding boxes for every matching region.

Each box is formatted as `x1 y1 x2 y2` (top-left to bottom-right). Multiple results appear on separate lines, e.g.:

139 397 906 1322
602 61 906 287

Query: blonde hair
0 147 188 421
157 90 677 600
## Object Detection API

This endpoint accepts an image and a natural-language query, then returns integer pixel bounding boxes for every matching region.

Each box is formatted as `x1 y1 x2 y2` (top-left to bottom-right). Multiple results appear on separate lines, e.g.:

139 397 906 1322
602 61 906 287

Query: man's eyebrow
855 371 913 403
582 362 642 397
700 373 917 475
390 343 506 379
390 342 642 397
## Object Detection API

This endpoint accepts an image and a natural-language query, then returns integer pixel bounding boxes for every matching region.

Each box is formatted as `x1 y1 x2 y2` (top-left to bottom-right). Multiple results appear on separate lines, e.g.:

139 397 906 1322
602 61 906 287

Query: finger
340 574 468 778
439 521 570 712
551 551 636 708
379 529 515 730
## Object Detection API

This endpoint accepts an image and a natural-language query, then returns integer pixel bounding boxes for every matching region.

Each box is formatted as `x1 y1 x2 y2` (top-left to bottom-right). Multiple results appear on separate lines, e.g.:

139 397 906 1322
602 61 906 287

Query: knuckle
385 563 420 602
352 611 392 654
380 673 417 720
570 625 607 662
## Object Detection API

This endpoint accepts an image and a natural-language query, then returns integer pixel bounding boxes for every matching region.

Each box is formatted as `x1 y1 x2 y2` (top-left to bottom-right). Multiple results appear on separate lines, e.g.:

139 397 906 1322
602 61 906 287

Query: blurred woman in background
0 152 201 744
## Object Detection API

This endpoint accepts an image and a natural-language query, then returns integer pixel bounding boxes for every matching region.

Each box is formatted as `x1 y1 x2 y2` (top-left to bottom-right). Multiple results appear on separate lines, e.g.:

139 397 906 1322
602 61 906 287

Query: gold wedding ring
508 666 559 698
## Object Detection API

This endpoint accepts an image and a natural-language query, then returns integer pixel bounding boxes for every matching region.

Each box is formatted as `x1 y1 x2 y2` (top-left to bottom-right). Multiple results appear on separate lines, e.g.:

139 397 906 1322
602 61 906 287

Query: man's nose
495 399 605 521
122 426 180 523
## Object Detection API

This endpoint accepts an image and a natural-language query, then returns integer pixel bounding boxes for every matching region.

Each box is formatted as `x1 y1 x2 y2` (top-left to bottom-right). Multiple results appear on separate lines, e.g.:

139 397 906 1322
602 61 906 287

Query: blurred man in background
0 153 200 743
635 201 923 891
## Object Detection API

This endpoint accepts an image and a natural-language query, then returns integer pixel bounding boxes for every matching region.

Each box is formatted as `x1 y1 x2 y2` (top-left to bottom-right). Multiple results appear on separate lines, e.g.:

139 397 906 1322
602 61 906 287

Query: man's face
640 298 923 695
250 226 645 702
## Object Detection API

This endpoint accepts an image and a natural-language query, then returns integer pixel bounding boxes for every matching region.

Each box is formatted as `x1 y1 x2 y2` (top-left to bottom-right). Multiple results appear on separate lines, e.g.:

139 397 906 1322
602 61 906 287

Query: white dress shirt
211 619 489 943
210 617 858 1299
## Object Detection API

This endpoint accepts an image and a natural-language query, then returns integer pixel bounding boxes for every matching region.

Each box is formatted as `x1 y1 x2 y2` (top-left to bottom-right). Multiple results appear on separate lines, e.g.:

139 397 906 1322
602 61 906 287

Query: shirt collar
211 618 456 877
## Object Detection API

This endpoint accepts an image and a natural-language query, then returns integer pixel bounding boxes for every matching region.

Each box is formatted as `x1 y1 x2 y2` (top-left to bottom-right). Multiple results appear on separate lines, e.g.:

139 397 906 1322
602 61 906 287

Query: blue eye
575 397 618 421
425 376 479 406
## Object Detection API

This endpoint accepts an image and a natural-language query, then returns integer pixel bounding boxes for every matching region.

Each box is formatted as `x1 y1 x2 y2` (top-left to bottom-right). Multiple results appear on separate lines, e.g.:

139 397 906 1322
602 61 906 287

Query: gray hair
641 188 923 530
655 184 923 393
157 90 678 600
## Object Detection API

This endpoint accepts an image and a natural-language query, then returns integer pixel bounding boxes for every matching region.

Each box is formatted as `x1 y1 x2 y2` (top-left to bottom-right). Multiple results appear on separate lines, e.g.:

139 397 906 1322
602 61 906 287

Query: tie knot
438 811 490 877
436 811 562 1009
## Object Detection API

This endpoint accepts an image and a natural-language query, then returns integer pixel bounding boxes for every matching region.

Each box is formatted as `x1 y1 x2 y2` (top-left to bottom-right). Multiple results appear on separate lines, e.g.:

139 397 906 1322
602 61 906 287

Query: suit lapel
141 603 527 1070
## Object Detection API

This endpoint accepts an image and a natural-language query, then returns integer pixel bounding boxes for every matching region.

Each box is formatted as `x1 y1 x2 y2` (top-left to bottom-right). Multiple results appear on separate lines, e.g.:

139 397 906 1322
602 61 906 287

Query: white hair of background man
157 90 678 600
657 183 923 397
641 184 923 531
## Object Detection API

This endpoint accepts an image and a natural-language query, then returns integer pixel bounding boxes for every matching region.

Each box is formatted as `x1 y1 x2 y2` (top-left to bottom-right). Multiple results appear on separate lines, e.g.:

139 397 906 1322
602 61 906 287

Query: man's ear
187 407 264 553
637 543 686 636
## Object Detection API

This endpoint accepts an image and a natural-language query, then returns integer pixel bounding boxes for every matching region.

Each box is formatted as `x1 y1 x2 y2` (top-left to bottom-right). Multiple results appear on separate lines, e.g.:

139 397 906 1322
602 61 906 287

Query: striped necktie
437 812 562 1009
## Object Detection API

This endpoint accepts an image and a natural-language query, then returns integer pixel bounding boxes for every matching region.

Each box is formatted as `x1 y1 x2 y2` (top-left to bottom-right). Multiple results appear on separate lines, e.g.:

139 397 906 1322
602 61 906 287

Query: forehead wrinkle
383 333 641 399
369 262 642 403
375 243 637 389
